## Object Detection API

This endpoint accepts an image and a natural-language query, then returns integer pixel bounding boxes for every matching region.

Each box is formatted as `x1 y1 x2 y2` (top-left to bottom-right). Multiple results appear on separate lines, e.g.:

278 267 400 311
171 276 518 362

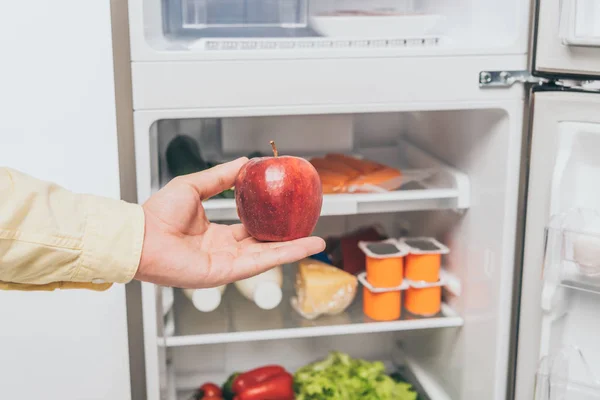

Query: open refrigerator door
513 89 600 399
533 0 600 78
534 209 600 400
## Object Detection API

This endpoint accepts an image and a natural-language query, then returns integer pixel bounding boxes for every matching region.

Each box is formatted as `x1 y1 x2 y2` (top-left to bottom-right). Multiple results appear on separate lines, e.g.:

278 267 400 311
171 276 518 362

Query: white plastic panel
127 0 530 60
534 0 600 76
515 91 600 400
130 54 527 110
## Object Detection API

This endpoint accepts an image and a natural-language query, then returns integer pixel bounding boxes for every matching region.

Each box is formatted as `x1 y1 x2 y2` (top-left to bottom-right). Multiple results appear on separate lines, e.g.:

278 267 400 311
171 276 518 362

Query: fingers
232 237 326 280
177 157 248 200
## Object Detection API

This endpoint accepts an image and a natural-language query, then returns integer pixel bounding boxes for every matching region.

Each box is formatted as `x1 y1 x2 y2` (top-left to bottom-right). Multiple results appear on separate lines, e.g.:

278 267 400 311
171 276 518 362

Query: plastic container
405 286 442 316
234 266 283 310
358 239 409 321
183 285 227 312
399 237 449 282
359 239 409 287
358 273 409 321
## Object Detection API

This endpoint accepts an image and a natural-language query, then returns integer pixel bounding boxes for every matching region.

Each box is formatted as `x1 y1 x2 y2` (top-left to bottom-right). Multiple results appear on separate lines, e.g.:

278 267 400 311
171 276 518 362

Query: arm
0 167 144 291
0 159 325 291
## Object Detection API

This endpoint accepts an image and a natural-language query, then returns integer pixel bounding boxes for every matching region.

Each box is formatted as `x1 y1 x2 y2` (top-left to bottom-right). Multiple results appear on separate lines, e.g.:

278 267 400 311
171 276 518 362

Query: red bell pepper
233 372 294 400
232 365 286 393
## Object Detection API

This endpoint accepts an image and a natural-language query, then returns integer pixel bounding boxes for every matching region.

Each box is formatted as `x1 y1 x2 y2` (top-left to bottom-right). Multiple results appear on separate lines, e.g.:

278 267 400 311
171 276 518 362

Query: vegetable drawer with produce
136 103 524 399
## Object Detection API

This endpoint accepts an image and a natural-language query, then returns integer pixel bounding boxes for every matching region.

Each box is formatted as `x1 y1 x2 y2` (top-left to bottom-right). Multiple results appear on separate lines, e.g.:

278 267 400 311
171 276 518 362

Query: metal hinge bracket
479 70 548 88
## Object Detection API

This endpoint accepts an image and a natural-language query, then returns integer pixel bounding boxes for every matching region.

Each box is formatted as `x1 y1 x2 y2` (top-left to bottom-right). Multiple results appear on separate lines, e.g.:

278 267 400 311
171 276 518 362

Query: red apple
235 141 323 242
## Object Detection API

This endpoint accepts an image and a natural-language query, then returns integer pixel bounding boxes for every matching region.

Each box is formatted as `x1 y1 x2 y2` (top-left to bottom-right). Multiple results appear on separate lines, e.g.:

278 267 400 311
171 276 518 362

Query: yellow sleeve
0 167 145 291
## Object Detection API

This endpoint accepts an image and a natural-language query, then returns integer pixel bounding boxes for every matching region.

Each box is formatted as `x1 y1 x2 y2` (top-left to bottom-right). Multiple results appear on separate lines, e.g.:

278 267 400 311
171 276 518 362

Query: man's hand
135 157 325 288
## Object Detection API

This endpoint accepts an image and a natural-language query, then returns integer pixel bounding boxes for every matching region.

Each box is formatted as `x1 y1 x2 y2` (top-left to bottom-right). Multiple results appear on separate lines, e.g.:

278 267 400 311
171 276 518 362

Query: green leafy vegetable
294 352 418 400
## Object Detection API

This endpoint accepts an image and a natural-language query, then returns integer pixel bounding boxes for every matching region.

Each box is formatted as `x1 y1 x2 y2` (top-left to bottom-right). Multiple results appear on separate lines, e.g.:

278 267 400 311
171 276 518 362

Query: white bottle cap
253 281 283 310
191 288 222 312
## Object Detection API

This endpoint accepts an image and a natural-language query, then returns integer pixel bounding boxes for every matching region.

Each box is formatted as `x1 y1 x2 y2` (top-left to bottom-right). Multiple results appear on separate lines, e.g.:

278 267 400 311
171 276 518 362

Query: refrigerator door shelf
535 346 600 400
541 209 600 312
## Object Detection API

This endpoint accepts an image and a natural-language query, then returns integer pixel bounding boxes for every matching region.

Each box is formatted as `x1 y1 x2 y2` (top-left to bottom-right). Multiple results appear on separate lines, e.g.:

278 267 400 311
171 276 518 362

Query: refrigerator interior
135 0 528 53
141 108 521 400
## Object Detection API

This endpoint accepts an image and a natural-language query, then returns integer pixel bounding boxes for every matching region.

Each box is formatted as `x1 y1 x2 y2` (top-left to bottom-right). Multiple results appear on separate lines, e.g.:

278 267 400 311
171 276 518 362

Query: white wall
0 1 132 399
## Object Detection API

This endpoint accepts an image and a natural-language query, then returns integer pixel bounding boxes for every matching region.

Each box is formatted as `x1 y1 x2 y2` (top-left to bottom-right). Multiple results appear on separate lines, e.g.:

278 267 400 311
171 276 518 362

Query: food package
291 258 358 320
310 153 404 194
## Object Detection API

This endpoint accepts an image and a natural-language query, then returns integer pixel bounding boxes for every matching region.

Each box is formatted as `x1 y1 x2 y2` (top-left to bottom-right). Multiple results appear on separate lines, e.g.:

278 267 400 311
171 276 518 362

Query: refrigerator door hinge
478 70 548 88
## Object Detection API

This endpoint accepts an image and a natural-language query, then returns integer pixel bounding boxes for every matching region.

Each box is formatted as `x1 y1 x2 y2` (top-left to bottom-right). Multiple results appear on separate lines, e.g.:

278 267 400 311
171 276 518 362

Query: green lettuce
294 352 418 400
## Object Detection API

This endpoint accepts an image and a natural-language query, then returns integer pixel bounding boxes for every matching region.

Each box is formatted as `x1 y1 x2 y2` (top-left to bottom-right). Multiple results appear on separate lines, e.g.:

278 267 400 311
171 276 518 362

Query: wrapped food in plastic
310 153 407 194
346 167 403 193
291 258 358 320
324 153 383 174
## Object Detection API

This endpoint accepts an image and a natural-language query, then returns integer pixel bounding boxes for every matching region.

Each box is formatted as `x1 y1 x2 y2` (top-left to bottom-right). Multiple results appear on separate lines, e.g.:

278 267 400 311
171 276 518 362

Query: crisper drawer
127 0 531 60
130 55 527 110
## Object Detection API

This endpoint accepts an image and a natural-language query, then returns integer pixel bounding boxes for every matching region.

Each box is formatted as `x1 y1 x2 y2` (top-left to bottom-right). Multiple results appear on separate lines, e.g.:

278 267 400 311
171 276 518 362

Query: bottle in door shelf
291 258 358 320
183 285 227 313
234 266 283 310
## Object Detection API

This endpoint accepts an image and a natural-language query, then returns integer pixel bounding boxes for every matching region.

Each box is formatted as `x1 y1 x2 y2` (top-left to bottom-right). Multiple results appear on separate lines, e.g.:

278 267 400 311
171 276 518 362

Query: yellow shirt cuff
72 194 145 285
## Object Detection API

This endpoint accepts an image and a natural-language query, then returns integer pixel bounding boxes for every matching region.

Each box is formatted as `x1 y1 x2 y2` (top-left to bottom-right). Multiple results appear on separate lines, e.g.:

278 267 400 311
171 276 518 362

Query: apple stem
270 140 278 157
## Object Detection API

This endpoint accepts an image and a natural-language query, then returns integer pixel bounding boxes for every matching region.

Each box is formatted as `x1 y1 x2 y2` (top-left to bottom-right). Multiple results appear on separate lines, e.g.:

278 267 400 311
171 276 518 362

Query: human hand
135 157 326 288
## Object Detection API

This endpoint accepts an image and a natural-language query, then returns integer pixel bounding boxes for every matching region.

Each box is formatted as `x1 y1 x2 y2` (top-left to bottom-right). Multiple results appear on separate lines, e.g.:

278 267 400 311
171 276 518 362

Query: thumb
177 157 248 200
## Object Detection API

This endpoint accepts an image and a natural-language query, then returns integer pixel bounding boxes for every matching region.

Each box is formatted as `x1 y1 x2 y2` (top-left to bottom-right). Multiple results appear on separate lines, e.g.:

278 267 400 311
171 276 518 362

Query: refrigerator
124 0 600 399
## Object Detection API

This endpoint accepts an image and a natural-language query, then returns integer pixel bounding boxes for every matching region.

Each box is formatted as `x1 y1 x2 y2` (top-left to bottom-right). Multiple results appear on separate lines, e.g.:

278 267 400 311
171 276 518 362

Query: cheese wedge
294 258 358 319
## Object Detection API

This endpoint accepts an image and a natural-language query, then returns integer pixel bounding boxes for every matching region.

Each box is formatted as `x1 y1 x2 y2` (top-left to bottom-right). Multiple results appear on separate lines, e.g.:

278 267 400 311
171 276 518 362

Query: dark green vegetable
294 352 417 400
165 135 207 177
390 371 424 400
222 372 240 400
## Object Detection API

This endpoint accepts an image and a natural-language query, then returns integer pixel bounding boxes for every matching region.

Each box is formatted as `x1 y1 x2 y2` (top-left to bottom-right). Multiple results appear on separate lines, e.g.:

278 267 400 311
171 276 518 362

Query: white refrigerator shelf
200 139 470 221
159 267 463 347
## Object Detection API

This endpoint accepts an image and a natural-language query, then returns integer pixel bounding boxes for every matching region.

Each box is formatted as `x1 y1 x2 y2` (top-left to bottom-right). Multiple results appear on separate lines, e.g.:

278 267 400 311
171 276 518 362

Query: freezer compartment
163 0 441 40
131 0 528 56
168 335 449 400
150 112 471 220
